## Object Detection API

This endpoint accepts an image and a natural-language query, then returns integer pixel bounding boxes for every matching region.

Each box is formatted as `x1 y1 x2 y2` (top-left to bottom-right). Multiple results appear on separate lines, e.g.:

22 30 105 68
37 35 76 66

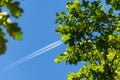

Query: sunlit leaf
95 9 102 16
15 31 22 40
100 5 104 10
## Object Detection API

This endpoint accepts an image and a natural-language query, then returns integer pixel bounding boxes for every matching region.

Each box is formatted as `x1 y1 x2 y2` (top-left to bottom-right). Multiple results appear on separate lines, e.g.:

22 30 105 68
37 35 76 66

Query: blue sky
0 0 83 80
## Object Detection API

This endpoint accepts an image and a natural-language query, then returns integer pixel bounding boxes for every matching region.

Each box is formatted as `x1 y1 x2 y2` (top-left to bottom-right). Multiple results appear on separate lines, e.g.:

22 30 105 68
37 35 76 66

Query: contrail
4 40 62 71
11 40 62 65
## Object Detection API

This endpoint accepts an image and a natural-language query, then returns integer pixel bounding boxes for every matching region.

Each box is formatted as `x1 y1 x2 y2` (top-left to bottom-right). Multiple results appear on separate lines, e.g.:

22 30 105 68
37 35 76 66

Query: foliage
54 0 120 80
0 0 23 54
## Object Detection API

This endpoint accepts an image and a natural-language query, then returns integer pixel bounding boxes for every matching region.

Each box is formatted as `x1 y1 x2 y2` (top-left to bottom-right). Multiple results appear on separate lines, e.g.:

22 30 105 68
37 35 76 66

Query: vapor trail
11 40 62 64
4 40 62 71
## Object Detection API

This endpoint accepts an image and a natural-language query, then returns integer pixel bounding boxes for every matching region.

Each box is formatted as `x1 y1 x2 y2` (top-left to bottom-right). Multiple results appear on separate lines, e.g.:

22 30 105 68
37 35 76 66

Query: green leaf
0 30 7 54
0 42 6 54
106 0 111 4
15 31 22 40
6 1 23 18
95 9 102 16
117 24 120 27
61 35 70 42
54 53 67 63
100 5 104 10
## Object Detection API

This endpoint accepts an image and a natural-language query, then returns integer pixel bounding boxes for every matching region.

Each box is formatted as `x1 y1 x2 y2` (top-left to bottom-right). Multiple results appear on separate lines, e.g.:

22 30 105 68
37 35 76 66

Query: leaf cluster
0 0 23 54
55 0 120 80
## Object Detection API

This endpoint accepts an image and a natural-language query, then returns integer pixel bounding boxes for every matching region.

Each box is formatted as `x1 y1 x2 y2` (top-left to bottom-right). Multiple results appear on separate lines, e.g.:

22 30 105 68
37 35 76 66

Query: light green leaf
100 5 104 10
61 35 70 42
95 9 102 16
15 31 22 40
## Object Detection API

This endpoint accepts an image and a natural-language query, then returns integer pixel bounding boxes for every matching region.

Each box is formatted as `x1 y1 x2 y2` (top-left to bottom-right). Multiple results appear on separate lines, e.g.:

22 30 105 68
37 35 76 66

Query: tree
54 0 120 80
0 0 23 54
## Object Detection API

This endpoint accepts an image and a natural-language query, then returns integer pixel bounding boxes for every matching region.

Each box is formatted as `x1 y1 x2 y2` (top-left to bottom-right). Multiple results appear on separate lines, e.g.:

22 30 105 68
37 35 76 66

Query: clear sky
0 0 83 80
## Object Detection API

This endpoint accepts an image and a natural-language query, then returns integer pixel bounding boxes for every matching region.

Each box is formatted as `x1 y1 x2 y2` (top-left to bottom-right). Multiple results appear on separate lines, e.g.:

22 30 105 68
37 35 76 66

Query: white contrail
4 40 62 71
11 40 62 64
9 41 62 67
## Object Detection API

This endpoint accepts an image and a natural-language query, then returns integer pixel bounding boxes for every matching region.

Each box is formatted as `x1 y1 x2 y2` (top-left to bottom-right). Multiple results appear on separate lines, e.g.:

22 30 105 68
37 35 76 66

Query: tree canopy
54 0 120 80
0 0 23 54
